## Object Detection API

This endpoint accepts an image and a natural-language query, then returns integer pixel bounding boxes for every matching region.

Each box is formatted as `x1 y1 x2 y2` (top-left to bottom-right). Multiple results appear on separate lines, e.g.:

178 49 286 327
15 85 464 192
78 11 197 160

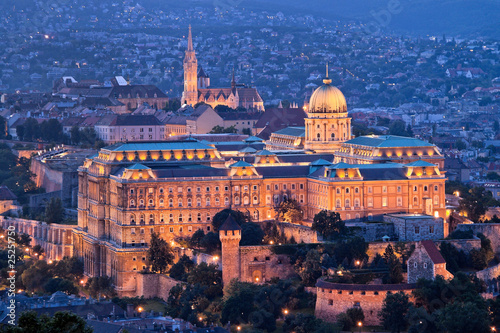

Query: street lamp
491 327 496 332
236 326 241 331
137 306 143 313
358 321 363 333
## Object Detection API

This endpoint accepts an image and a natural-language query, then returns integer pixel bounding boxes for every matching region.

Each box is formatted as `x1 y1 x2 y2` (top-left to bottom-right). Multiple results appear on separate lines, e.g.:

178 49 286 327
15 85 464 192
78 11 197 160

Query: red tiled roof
421 240 446 264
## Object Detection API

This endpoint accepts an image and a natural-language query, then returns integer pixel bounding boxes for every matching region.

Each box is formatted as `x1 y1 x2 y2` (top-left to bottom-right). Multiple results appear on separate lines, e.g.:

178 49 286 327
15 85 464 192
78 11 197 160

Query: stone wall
29 190 62 208
278 222 321 244
239 245 297 283
348 222 395 242
384 214 444 242
315 279 415 326
176 247 222 269
476 263 500 282
134 273 181 300
456 223 500 253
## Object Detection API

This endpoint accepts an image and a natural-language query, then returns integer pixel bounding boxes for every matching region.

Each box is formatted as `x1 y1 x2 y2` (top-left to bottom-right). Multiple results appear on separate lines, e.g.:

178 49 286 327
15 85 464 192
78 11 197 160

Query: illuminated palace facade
75 75 446 294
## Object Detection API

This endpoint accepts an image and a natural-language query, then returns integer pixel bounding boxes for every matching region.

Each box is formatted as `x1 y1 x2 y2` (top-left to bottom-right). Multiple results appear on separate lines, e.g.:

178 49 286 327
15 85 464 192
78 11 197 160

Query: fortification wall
476 263 500 282
176 248 222 269
315 280 415 326
0 216 74 260
278 222 321 243
239 245 297 283
456 223 500 252
134 273 180 300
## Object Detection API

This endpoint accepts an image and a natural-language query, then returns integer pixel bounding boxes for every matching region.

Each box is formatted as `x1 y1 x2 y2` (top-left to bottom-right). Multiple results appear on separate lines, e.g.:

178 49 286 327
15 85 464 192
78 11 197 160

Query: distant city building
95 115 165 144
181 26 264 111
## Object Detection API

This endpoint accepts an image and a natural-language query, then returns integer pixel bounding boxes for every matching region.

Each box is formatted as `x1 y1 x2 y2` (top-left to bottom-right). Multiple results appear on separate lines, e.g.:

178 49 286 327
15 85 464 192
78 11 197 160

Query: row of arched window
129 195 260 208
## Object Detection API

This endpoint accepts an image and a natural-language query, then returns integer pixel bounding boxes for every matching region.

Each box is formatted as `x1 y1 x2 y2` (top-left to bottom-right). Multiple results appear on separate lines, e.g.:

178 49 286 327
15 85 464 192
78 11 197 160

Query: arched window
149 214 154 225
345 199 350 208
235 196 240 205
253 196 258 204
367 197 373 207
197 198 201 207
139 199 144 206
159 187 164 194
424 186 428 192
197 213 202 221
224 197 229 206
331 133 335 140
215 197 220 205
130 214 136 225
346 188 350 194
149 199 154 206
188 213 192 222
169 198 173 207
336 199 341 208
130 199 135 207
140 214 145 224
253 210 259 220
179 214 183 222
317 133 321 140
178 198 183 207
206 213 211 221
159 199 164 206
169 214 174 223
243 196 249 205
434 195 439 205
354 198 360 208
206 197 211 206
160 214 164 223
413 196 418 206
187 198 192 207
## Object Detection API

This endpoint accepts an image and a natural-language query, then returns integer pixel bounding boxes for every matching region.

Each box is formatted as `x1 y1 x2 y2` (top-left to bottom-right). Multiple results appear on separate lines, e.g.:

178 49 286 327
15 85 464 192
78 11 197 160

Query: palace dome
308 78 347 114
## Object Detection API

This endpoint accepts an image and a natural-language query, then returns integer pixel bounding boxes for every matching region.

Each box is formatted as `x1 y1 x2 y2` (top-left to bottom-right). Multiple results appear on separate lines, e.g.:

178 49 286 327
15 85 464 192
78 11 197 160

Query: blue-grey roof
244 136 264 143
255 149 276 156
230 160 254 167
405 160 437 167
125 163 150 170
273 126 306 137
103 140 214 152
344 135 434 148
310 158 333 166
239 146 257 153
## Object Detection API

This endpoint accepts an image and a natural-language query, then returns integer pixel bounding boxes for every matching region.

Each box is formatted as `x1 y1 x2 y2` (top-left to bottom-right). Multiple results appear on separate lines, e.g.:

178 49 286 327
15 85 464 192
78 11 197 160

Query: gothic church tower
181 25 198 105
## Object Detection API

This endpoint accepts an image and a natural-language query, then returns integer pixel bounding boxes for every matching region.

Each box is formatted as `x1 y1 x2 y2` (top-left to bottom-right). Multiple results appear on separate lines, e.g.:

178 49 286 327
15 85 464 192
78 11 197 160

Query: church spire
187 25 194 51
231 67 236 90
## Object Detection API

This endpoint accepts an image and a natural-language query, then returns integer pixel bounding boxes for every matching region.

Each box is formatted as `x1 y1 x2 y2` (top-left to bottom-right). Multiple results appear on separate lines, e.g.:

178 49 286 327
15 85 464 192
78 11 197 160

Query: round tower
218 215 242 288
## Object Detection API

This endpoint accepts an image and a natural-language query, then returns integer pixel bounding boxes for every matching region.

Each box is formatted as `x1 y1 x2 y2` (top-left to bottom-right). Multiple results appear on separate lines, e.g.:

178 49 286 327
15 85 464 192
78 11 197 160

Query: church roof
198 66 209 78
219 215 241 231
421 240 446 264
0 186 17 201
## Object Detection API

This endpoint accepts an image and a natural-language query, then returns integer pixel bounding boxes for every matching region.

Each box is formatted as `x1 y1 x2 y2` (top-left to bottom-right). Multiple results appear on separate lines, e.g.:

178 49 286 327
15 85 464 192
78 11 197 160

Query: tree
209 125 237 134
338 307 365 331
147 232 174 274
70 126 81 144
200 231 221 254
21 260 50 292
189 229 205 248
221 282 257 324
186 262 222 298
17 233 31 247
212 209 248 232
383 244 403 284
16 124 25 140
437 301 490 333
44 277 78 294
460 186 499 222
311 210 348 240
32 244 44 257
455 139 467 150
240 222 264 246
168 255 194 281
277 198 303 223
3 311 93 333
85 275 116 299
45 197 64 224
296 249 323 286
379 292 412 333
389 120 409 136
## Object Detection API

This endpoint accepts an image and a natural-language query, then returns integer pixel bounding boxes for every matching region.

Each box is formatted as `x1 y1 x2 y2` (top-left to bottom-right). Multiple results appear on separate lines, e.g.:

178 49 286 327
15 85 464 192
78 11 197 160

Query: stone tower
181 25 198 106
219 215 241 288
304 65 352 153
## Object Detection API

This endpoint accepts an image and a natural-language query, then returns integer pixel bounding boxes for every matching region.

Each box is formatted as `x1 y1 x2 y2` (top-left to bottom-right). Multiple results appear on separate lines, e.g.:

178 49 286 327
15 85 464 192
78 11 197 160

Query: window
355 187 359 193
274 184 279 190
215 197 220 205
382 197 388 207
346 188 350 194
244 185 249 191
414 186 418 192
354 198 360 208
160 214 164 223
300 184 304 190
283 184 287 190
169 214 174 223
159 199 164 206
215 186 219 191
345 199 350 208
424 262 428 269
415 226 420 234
169 227 174 232
148 188 153 194
429 226 434 233
397 197 403 207
336 188 341 194
188 214 192 222
253 210 259 220
367 197 373 207
197 213 202 221
196 198 201 207
140 228 145 234
413 196 418 206
130 189 134 194
148 199 154 206
197 187 201 192
206 213 211 221
206 197 211 206
397 186 401 193
130 199 135 207
253 196 258 204
253 185 258 191
235 196 240 205
131 228 136 234
169 198 173 207
434 185 438 191
383 186 387 193
149 214 154 224
266 185 271 191
179 214 183 222
336 199 341 208
169 187 173 193
225 186 229 191
414 262 417 268
187 187 192 193
368 187 372 193
139 199 144 206
159 188 164 194
224 197 229 206
178 198 183 207
206 186 210 192
178 187 183 193
424 186 428 192
434 195 439 205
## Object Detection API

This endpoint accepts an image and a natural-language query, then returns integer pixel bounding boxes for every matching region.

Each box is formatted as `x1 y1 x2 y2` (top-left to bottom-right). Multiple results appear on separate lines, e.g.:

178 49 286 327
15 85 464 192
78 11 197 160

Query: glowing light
137 307 143 313
237 326 241 331
283 309 289 315
269 240 274 245
213 256 219 261
434 211 439 218
255 277 260 282
198 316 203 321
358 321 363 327
355 260 361 266
80 280 85 285
48 260 53 264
